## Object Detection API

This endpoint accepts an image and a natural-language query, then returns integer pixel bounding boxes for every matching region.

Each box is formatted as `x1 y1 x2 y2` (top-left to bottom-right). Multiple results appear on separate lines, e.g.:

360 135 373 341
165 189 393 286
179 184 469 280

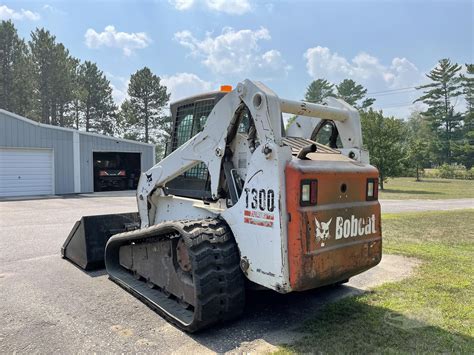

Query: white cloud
84 25 151 56
42 4 66 15
107 72 213 105
0 5 40 21
304 45 424 91
162 72 213 102
106 72 129 105
174 27 290 78
265 3 274 12
304 45 428 117
169 0 251 14
169 0 195 10
205 0 251 15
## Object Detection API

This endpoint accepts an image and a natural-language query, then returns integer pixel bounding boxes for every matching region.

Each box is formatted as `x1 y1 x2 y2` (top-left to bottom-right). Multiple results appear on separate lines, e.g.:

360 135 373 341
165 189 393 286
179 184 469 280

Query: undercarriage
105 218 245 332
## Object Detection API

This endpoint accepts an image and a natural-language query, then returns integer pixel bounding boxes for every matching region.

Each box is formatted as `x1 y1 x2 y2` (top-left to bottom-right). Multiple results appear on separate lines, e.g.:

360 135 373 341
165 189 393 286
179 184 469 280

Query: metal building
0 109 155 197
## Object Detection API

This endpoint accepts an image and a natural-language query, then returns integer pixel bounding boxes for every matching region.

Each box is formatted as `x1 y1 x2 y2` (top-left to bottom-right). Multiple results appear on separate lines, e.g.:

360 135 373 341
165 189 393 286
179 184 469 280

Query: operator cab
164 86 347 202
165 86 254 202
164 90 227 200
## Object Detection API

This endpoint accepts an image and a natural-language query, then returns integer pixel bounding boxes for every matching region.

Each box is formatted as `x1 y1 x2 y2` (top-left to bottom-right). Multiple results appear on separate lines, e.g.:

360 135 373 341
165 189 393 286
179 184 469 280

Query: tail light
118 170 126 176
366 178 378 201
99 170 108 176
300 179 318 206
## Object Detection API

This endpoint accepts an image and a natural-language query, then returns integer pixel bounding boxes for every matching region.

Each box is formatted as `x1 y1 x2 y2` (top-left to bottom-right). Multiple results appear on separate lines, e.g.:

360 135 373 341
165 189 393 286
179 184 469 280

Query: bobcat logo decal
315 217 332 241
145 173 153 183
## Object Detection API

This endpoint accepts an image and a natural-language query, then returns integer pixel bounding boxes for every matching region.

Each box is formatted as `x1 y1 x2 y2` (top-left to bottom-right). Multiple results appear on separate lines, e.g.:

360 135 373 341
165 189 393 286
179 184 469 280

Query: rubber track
105 218 245 332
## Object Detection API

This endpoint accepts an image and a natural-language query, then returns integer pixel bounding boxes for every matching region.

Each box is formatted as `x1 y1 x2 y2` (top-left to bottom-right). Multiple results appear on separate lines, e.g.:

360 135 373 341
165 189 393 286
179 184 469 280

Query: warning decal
243 210 274 228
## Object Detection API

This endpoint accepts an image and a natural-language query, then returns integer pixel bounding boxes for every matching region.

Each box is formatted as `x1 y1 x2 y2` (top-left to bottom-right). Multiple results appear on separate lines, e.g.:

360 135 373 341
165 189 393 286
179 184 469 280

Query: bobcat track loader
62 80 382 332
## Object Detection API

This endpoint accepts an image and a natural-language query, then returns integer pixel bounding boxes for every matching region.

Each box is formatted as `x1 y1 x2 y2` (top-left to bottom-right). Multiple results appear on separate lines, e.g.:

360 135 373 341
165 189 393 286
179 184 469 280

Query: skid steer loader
62 80 381 332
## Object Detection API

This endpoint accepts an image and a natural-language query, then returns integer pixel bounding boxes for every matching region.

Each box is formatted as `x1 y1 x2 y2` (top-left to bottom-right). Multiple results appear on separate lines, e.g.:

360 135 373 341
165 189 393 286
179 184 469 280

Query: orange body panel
285 159 382 291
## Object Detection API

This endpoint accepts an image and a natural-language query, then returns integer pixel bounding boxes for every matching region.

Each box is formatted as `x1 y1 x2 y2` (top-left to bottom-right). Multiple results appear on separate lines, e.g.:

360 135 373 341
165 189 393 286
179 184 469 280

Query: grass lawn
380 177 474 200
278 209 474 353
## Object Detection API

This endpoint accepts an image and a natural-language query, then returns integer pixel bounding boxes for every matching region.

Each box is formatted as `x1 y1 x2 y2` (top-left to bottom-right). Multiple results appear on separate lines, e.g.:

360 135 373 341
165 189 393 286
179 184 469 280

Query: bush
439 164 457 178
423 164 473 180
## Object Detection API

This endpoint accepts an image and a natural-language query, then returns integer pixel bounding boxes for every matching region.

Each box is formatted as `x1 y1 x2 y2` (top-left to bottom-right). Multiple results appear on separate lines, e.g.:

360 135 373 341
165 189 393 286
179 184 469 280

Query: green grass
380 177 474 200
278 210 474 353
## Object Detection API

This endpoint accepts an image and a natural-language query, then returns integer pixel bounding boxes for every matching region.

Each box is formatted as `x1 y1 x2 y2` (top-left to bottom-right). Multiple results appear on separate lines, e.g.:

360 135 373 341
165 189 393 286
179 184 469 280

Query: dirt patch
349 254 421 290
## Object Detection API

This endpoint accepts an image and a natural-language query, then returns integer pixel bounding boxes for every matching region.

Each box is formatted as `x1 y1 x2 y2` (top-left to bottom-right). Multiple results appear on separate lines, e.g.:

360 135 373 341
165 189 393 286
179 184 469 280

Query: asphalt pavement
0 193 469 353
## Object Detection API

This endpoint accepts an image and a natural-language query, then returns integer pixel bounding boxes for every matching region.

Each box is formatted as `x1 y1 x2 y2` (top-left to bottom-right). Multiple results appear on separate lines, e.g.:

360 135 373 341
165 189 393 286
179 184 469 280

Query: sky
1 0 473 118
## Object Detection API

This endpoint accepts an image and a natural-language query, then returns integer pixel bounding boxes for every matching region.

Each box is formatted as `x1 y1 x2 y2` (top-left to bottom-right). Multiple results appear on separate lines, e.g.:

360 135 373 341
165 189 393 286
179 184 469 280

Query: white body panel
152 195 220 224
0 148 54 197
221 144 292 290
136 80 366 292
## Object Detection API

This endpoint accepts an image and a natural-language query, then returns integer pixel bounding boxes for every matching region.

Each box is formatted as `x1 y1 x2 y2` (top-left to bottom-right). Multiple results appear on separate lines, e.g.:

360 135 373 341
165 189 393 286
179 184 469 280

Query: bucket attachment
61 212 140 270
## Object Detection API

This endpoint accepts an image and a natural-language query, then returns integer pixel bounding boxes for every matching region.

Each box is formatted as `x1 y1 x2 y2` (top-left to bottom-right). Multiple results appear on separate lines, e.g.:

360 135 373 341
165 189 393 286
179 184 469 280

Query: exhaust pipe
297 143 317 160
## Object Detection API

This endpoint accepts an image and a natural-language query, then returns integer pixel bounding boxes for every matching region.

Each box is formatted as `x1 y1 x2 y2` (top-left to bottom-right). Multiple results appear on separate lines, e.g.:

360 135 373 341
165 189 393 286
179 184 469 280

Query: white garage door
0 148 54 197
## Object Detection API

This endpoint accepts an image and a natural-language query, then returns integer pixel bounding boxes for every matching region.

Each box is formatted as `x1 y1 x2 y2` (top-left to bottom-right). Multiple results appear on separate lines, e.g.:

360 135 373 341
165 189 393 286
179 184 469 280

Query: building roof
0 109 155 148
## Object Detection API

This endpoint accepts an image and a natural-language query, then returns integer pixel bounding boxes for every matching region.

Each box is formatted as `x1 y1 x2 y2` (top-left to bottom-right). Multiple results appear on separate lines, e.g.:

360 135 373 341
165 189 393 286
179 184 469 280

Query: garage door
0 148 54 197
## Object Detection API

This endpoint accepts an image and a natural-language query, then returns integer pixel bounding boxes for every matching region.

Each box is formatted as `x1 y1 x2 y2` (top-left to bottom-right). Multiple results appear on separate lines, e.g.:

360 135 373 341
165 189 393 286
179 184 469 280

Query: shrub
424 164 473 180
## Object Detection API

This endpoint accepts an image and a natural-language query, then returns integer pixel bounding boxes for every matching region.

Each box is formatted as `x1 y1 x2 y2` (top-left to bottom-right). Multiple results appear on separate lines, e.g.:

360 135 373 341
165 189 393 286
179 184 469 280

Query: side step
61 212 140 270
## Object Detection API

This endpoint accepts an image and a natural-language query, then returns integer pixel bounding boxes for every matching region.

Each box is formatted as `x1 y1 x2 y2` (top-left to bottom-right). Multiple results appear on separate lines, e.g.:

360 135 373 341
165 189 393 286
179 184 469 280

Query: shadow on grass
282 297 473 353
382 189 442 195
418 179 454 184
188 287 473 353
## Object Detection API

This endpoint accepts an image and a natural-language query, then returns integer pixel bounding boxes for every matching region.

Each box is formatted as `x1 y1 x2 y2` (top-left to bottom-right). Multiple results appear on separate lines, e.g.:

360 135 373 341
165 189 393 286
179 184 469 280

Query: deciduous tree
361 109 406 189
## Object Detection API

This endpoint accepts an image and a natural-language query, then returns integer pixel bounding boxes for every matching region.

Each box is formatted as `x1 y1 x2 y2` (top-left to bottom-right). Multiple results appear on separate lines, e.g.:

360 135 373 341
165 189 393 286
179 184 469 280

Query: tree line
303 59 473 187
1 21 472 185
0 20 170 154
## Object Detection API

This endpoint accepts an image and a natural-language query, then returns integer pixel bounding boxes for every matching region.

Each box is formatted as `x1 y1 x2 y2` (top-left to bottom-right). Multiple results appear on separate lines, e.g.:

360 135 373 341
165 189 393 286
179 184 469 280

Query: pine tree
50 44 78 127
464 64 474 114
454 63 474 168
29 28 78 126
69 61 87 130
414 58 463 163
29 28 57 123
77 61 117 135
121 67 170 143
336 79 375 109
304 79 334 104
0 20 34 116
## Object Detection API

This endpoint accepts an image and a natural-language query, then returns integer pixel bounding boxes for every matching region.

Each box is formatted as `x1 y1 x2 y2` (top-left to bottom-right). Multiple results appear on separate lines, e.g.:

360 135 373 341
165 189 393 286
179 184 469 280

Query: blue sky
2 0 473 118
